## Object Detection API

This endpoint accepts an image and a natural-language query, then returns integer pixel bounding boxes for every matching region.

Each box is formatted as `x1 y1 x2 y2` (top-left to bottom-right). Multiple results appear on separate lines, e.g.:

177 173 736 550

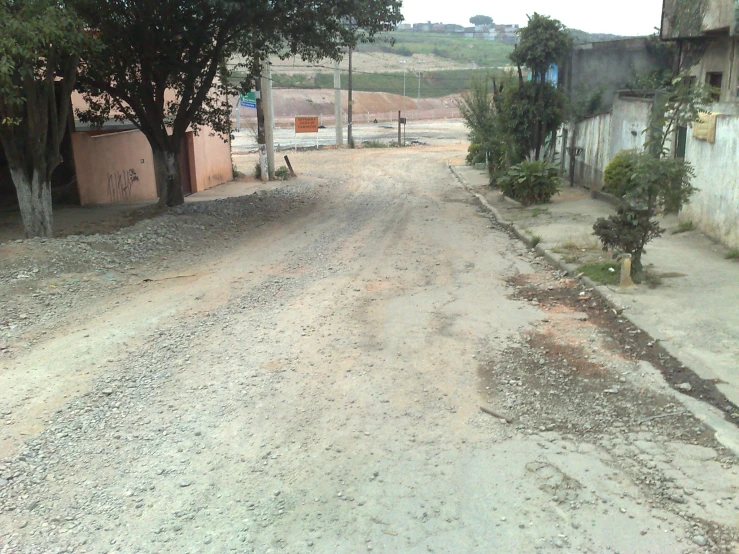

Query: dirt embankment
270 89 459 118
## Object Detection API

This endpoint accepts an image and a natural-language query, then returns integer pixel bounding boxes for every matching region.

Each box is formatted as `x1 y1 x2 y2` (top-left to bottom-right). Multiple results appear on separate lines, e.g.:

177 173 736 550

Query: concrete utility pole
403 68 407 115
417 71 421 118
262 59 275 180
334 60 343 146
255 75 267 182
348 49 354 147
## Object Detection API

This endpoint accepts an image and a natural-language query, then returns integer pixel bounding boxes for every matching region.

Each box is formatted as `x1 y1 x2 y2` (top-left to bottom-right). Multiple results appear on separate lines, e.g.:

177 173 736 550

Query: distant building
396 23 412 31
444 24 465 34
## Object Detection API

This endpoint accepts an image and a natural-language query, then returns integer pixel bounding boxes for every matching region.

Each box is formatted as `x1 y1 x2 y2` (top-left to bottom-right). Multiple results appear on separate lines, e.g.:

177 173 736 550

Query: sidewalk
451 163 739 419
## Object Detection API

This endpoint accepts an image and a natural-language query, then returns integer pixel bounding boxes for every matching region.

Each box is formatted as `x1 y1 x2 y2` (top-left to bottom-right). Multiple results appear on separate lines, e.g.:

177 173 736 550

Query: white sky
401 0 664 36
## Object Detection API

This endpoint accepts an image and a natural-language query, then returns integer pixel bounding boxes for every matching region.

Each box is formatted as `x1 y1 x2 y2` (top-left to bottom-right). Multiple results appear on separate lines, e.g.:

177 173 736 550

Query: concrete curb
449 163 739 455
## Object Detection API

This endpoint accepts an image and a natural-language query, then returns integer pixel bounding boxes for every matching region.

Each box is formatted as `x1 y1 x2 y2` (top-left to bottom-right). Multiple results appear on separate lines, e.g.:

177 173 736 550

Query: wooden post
398 111 402 147
283 155 297 177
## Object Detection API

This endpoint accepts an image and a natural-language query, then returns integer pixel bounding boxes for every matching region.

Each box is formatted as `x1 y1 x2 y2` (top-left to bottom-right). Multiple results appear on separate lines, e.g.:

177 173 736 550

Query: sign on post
239 92 257 109
295 116 319 134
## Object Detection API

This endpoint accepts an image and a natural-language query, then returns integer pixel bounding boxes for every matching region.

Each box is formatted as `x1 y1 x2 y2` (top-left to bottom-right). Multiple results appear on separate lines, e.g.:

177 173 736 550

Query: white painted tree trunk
10 168 53 238
152 147 184 207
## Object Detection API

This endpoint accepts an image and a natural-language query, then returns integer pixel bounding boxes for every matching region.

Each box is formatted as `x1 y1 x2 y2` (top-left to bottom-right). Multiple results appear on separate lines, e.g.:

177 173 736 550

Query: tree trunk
10 167 53 238
152 146 184 207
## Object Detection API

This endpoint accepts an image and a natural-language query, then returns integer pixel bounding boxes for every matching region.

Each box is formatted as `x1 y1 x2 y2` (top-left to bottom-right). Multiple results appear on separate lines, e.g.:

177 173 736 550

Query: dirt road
1 144 738 553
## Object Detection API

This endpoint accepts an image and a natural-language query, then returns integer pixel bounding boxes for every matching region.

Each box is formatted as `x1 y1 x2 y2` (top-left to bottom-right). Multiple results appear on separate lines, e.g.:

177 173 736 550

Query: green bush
275 166 291 180
593 205 663 273
254 162 262 179
496 159 562 206
603 150 638 198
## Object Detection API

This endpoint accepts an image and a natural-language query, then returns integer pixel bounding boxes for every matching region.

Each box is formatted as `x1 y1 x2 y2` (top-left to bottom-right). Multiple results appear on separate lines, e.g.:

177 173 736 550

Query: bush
254 162 262 179
275 166 291 180
496 159 562 206
593 205 663 273
603 150 638 198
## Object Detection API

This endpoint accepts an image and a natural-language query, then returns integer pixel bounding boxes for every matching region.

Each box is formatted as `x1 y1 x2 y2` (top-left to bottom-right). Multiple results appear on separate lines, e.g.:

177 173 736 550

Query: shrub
496 159 562 206
275 166 291 180
254 162 262 179
603 150 638 198
593 205 664 273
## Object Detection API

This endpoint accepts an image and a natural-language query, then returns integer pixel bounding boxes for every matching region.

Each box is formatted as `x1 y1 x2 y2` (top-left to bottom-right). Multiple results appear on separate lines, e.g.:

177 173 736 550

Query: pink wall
187 131 232 193
71 131 157 206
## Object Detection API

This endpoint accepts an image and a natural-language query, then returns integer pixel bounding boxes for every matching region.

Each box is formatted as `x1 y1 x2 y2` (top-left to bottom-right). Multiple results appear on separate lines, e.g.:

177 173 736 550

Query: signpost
239 92 257 109
295 116 320 150
294 116 319 134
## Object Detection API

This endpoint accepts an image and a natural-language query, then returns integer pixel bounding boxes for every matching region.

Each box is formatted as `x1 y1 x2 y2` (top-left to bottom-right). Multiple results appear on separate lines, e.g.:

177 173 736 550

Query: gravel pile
0 183 320 352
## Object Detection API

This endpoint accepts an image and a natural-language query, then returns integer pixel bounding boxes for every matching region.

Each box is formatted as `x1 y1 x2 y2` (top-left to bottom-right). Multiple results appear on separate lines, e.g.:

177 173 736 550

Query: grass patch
725 249 739 260
530 207 549 218
577 262 620 286
275 166 291 180
272 68 504 98
672 221 695 234
530 235 542 248
356 31 515 67
557 235 601 252
362 140 390 148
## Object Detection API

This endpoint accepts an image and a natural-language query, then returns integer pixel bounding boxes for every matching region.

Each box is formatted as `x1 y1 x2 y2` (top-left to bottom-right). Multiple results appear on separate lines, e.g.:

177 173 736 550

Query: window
705 72 723 102
676 126 688 159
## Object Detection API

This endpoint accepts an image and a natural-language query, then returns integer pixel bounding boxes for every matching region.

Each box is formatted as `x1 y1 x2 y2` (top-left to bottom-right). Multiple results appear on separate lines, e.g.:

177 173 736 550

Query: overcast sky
401 0 664 36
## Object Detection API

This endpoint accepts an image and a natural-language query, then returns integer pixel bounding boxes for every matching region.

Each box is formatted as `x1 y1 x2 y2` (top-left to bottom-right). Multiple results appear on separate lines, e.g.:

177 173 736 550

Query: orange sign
295 116 319 134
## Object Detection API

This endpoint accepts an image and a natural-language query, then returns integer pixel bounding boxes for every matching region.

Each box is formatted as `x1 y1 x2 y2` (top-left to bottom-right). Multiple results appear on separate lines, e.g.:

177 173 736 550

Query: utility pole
403 68 407 115
255 74 267 181
348 48 354 148
334 60 343 146
263 59 275 180
397 111 402 147
417 71 421 118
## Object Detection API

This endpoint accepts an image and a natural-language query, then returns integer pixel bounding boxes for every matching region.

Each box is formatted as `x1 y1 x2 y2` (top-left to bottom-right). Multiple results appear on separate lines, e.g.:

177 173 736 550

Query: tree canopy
74 0 403 206
509 13 572 84
469 15 493 26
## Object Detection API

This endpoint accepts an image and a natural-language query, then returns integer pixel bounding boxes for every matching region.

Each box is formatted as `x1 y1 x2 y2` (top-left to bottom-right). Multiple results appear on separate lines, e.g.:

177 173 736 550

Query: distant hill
569 29 628 44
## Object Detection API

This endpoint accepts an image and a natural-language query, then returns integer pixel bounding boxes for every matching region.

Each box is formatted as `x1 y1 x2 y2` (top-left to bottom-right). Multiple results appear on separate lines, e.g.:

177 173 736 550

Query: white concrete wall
568 95 652 190
569 113 611 189
608 96 652 159
682 114 739 248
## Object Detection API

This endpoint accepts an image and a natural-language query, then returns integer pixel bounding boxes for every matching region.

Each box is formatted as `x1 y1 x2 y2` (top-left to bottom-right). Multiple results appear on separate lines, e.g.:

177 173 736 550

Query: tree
74 0 402 207
0 0 89 237
593 72 711 274
469 15 493 26
458 75 504 173
508 13 571 160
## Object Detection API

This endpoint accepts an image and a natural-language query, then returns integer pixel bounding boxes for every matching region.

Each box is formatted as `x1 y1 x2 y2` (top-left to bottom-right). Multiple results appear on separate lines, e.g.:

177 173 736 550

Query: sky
400 0 664 36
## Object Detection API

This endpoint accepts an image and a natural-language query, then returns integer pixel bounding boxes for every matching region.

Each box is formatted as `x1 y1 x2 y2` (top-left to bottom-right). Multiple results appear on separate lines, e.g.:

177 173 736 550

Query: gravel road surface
1 143 737 553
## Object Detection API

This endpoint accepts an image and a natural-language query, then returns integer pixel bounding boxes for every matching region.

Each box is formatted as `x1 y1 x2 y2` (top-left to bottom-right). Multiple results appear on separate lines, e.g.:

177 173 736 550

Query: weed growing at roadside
254 163 262 179
577 262 620 286
363 140 389 148
275 166 291 180
530 235 542 248
672 221 695 234
725 249 739 260
530 207 549 218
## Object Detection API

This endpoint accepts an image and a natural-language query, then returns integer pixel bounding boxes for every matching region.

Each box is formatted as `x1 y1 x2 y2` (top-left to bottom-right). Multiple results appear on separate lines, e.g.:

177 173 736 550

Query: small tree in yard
593 73 711 275
74 0 402 207
507 13 571 161
0 0 90 237
458 76 505 174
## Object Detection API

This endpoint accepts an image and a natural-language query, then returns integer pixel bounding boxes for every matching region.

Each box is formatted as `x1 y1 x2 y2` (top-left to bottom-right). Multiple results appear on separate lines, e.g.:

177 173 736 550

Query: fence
232 107 461 131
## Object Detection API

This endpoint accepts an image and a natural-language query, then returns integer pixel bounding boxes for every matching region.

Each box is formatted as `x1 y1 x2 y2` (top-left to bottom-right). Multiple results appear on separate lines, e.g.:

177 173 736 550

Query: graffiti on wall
107 168 140 202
